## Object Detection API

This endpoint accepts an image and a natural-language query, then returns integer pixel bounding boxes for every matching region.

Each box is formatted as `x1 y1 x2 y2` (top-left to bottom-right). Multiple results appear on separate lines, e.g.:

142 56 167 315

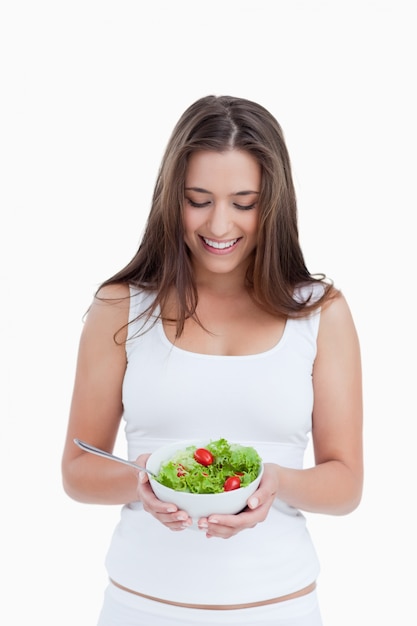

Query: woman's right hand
136 453 193 531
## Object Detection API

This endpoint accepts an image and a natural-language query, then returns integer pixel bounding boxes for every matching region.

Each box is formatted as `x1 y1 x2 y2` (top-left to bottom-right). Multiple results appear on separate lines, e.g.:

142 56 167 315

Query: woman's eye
187 199 211 208
186 198 257 210
234 202 257 211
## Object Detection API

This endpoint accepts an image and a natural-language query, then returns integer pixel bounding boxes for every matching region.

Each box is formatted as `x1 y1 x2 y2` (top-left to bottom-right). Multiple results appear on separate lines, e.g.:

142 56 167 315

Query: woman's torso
104 286 322 605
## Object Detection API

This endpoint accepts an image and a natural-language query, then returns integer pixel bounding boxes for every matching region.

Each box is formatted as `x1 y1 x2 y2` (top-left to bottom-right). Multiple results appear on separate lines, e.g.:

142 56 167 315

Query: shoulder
317 291 360 355
320 290 356 327
95 281 131 302
82 282 131 345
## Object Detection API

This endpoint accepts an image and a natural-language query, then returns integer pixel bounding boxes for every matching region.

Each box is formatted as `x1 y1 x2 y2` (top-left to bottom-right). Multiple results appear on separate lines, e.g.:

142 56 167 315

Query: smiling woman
61 94 362 626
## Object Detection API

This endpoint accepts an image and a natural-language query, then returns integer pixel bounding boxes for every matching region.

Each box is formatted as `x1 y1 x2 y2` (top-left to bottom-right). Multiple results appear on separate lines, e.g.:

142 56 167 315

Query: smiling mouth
201 236 240 250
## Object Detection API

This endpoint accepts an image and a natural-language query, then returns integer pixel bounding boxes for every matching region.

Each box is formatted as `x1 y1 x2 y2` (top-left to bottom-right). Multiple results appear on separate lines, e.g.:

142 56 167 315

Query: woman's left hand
197 463 278 539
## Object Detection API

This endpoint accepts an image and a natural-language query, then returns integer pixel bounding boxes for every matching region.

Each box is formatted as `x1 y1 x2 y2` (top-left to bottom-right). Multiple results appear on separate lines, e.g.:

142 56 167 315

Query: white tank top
104 287 321 604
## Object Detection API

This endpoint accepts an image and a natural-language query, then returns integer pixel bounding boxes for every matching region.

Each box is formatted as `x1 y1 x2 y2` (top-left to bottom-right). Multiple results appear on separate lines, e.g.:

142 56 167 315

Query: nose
207 203 231 238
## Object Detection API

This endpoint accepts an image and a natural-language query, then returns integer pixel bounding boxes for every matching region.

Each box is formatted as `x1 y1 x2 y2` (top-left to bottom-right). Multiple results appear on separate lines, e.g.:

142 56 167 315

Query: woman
62 95 363 625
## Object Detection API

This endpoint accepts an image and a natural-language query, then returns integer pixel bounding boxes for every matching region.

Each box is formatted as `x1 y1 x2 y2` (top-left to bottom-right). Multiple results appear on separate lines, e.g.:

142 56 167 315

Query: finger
156 510 193 531
247 495 259 509
139 470 149 484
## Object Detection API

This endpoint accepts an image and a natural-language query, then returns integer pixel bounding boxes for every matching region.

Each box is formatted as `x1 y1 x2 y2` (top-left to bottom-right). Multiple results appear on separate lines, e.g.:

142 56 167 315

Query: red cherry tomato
224 476 241 491
193 448 214 466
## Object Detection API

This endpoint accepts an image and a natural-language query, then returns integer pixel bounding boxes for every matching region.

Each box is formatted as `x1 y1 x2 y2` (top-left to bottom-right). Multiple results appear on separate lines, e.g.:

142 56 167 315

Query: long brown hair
99 95 334 336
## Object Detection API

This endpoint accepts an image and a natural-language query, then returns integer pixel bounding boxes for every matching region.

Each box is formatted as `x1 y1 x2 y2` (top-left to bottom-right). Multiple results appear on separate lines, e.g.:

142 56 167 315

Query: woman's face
183 149 261 282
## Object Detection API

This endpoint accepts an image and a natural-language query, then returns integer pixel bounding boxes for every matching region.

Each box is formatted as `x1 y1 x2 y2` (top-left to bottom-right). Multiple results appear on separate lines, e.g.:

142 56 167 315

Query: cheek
246 213 259 238
183 211 202 246
183 207 197 233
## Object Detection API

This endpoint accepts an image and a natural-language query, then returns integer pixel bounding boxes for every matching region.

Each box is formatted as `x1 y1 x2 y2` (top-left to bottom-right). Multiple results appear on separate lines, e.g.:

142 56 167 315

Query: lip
199 235 241 255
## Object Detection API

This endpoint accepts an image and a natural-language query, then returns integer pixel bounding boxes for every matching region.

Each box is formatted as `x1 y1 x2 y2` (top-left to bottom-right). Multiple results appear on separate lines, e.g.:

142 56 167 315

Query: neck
191 262 251 299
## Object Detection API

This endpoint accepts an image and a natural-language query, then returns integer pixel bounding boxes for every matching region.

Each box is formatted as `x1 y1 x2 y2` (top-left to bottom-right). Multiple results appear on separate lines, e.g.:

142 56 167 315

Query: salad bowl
146 439 264 522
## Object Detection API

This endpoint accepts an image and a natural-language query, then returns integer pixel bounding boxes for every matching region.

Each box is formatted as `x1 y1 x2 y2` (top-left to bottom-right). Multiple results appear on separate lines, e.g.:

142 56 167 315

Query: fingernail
249 497 259 508
167 506 176 513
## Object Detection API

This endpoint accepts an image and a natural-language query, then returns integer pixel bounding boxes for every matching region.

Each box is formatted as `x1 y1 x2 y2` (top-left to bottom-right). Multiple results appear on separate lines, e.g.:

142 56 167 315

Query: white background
1 1 416 623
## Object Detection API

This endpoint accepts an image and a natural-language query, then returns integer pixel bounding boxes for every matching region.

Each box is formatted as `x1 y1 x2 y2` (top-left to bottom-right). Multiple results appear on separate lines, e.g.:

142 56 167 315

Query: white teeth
203 237 238 249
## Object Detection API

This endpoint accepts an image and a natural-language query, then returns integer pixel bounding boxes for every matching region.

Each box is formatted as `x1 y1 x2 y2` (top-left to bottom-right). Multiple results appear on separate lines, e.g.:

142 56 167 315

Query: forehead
185 150 261 191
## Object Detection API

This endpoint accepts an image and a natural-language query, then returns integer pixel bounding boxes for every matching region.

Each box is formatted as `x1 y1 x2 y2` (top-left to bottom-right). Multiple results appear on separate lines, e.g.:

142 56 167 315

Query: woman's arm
61 283 139 505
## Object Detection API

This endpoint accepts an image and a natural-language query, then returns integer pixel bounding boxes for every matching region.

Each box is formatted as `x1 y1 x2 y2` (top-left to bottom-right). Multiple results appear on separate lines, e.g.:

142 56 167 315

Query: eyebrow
184 187 259 196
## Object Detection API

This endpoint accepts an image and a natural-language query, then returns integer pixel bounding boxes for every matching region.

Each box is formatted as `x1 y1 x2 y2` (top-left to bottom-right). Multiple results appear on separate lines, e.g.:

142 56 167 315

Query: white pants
97 582 323 626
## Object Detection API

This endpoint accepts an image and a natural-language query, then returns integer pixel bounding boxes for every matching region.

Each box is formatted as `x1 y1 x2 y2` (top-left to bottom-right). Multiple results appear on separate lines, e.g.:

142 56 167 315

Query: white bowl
146 440 263 521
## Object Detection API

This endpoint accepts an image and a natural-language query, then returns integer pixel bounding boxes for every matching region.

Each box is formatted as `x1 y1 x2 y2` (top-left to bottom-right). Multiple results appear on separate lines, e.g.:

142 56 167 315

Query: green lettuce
156 438 262 494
